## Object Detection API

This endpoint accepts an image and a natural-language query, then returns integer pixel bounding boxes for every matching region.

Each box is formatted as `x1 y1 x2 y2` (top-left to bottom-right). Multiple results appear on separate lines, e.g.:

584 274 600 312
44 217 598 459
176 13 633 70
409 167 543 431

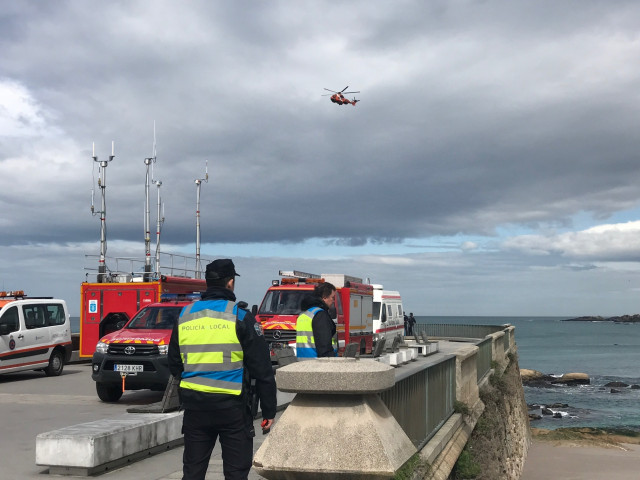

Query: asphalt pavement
0 362 279 479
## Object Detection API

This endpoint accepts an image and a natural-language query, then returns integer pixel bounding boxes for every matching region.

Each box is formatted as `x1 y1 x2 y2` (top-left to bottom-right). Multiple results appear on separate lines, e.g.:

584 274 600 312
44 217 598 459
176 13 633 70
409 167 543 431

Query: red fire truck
79 275 205 357
254 271 375 359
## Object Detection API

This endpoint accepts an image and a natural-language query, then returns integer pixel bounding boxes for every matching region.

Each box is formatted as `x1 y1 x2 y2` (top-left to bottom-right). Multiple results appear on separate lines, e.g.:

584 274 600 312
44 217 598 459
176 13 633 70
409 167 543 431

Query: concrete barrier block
254 393 417 479
36 412 183 473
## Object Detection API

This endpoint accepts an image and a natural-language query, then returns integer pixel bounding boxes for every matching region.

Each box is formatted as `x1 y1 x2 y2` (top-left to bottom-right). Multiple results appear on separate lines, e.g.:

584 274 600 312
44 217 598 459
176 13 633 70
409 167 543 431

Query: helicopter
322 86 360 106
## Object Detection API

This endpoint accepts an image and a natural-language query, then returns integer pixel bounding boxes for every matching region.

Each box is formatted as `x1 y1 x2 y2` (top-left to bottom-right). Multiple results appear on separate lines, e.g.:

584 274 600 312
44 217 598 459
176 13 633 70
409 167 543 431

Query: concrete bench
36 412 183 475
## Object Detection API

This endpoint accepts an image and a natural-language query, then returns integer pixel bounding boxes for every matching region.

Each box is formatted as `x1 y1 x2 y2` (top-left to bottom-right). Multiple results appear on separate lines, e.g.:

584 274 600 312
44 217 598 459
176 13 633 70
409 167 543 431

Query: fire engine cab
254 271 376 359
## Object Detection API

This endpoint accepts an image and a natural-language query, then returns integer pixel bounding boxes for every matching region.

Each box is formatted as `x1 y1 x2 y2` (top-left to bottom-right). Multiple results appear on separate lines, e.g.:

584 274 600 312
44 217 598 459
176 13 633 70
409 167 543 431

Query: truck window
127 306 182 329
259 291 307 315
397 305 403 317
0 306 19 333
387 305 393 318
381 303 387 322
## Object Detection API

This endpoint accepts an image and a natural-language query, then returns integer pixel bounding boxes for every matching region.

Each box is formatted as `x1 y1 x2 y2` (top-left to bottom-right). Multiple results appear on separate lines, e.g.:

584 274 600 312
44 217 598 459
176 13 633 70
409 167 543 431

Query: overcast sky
3 1 640 317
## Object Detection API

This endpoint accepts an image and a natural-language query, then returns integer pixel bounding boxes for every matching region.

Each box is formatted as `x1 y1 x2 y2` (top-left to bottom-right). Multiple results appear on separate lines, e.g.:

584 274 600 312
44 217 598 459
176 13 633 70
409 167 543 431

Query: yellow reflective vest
177 299 244 395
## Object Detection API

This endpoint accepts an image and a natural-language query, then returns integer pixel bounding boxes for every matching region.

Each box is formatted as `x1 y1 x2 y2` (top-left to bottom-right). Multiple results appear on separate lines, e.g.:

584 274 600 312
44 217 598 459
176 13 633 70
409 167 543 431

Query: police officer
296 282 337 358
168 259 276 480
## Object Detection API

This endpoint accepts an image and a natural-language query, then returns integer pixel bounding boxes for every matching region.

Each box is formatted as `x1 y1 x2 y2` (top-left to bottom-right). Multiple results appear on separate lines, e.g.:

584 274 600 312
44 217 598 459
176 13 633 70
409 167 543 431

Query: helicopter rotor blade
324 88 339 93
342 91 360 94
341 86 349 93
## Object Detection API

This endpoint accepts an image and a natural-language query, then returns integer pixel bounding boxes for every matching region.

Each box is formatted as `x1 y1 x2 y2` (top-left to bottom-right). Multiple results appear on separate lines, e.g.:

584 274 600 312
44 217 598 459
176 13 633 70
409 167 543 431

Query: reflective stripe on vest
177 300 244 395
296 307 322 358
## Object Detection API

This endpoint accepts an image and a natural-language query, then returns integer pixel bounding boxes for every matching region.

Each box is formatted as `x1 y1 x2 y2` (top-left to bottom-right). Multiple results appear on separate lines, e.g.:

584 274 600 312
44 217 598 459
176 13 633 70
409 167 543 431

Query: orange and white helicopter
323 86 360 106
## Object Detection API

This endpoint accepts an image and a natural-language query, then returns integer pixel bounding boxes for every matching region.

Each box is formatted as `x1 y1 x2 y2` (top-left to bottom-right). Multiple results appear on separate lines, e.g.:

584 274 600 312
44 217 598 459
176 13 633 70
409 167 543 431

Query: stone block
276 357 395 394
36 412 183 474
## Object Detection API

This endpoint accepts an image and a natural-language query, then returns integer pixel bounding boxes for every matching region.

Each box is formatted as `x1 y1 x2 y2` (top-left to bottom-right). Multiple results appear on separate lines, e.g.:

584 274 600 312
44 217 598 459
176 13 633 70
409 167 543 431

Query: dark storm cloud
3 0 640 249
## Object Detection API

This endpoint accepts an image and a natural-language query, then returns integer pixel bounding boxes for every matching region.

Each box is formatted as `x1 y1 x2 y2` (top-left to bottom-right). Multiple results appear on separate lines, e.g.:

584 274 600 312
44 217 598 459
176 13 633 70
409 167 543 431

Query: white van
371 285 405 345
0 292 73 376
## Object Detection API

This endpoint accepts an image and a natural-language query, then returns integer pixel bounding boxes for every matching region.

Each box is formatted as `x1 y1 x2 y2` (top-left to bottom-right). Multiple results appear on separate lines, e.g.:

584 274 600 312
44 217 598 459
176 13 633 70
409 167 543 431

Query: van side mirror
0 324 9 335
251 305 258 315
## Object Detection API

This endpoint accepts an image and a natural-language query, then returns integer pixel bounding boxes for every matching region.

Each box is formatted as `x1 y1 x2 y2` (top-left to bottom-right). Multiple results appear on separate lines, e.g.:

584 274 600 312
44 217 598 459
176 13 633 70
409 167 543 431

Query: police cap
205 259 240 280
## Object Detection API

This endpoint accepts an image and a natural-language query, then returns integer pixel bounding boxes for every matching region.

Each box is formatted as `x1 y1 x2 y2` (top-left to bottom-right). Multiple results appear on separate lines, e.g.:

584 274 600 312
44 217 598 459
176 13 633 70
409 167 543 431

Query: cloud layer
2 1 640 316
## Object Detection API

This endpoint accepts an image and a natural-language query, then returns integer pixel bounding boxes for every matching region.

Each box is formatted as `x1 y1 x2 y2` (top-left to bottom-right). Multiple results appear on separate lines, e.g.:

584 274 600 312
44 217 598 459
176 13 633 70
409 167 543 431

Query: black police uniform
168 261 276 480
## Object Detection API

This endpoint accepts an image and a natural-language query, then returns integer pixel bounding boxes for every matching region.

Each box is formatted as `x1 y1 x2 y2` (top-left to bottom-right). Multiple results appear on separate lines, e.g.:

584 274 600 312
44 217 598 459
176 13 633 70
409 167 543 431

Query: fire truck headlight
158 345 168 355
95 342 109 354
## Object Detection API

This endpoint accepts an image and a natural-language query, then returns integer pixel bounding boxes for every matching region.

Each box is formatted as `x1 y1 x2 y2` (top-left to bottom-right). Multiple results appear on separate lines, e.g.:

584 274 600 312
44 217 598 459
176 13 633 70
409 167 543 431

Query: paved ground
0 362 279 479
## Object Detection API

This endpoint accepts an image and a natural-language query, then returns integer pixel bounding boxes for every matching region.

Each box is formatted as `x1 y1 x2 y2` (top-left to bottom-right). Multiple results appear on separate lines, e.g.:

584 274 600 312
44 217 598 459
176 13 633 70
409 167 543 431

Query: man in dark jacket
168 259 276 480
296 282 337 358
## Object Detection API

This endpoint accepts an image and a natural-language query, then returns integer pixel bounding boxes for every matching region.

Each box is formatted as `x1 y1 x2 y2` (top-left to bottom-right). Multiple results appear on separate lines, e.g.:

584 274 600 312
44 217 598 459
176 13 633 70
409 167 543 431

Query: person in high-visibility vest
296 282 337 358
168 259 276 480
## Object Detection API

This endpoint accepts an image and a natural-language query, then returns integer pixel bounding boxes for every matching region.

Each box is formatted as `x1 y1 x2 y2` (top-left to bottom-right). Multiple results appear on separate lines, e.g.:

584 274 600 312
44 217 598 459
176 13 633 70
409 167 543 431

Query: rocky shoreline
521 369 640 426
563 314 640 323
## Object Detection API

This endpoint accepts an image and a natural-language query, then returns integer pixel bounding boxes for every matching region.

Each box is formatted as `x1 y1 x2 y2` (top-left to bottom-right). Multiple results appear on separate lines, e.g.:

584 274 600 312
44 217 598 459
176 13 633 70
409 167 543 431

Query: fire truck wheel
96 382 124 402
44 350 64 377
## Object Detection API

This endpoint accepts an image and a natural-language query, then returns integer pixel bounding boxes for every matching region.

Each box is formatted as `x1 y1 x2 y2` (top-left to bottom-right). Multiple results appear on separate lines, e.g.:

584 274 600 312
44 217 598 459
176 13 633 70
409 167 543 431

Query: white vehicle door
18 304 51 366
0 305 23 371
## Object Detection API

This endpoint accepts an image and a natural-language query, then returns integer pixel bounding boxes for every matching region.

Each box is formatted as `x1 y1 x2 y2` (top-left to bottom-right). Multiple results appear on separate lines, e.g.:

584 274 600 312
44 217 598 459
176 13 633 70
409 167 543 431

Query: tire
96 382 124 402
44 350 64 377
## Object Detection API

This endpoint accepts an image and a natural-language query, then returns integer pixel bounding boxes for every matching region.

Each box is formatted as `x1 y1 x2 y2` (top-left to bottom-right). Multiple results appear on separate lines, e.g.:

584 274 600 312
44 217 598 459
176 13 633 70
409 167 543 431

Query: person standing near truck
296 282 337 358
168 259 277 480
408 312 417 337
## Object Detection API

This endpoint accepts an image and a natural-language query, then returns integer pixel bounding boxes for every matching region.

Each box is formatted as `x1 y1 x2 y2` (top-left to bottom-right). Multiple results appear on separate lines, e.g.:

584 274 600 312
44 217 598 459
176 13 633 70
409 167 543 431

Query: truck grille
107 344 159 355
263 330 296 343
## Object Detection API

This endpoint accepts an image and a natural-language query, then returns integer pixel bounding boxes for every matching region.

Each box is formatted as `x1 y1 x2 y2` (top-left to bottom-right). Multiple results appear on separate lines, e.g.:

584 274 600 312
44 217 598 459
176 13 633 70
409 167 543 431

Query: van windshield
126 306 182 330
259 291 308 315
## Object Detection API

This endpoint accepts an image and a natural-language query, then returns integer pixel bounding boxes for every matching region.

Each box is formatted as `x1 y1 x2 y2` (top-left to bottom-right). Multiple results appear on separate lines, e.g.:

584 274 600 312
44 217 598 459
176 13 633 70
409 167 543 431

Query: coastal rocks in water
521 369 590 387
610 388 622 394
555 373 590 386
631 385 640 390
604 381 629 388
563 314 640 323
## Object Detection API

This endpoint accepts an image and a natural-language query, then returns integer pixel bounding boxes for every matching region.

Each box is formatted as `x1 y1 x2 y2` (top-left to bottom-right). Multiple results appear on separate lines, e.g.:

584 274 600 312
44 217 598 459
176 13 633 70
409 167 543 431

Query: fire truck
79 274 206 357
254 271 375 358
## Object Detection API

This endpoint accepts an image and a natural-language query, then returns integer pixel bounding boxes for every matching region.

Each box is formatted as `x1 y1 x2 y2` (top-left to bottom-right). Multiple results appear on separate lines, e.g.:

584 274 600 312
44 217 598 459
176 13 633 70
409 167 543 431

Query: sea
417 316 640 431
71 315 640 431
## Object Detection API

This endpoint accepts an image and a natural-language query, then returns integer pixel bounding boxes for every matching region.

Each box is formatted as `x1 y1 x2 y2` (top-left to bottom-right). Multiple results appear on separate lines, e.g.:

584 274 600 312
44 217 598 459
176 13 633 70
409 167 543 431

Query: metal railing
84 252 213 281
476 337 493 381
418 323 507 339
379 356 456 449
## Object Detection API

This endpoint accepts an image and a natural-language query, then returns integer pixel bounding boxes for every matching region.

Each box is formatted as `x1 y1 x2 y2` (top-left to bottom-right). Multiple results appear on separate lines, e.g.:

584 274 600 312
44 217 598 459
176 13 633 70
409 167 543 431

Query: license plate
114 364 143 373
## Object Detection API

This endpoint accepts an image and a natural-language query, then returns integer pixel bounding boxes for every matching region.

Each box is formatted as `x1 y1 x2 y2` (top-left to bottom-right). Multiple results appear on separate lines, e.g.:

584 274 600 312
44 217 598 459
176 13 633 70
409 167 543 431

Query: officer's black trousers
182 406 254 480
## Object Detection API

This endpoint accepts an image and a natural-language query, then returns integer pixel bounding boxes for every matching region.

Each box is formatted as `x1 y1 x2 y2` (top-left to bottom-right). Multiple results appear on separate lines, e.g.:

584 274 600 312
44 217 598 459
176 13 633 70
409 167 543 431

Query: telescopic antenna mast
143 124 157 281
90 141 115 283
194 161 208 279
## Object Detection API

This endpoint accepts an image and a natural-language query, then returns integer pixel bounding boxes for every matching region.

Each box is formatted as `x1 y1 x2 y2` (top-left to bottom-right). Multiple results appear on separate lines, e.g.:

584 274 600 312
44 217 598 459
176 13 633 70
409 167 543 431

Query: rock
551 373 590 386
529 414 542 421
604 381 629 388
549 403 568 408
520 369 544 381
552 412 563 418
631 385 640 390
610 388 621 393
541 407 554 415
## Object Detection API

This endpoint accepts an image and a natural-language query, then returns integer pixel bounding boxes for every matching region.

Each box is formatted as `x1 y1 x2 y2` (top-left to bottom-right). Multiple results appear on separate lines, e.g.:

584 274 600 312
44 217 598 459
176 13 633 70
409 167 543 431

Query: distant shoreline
563 314 640 323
